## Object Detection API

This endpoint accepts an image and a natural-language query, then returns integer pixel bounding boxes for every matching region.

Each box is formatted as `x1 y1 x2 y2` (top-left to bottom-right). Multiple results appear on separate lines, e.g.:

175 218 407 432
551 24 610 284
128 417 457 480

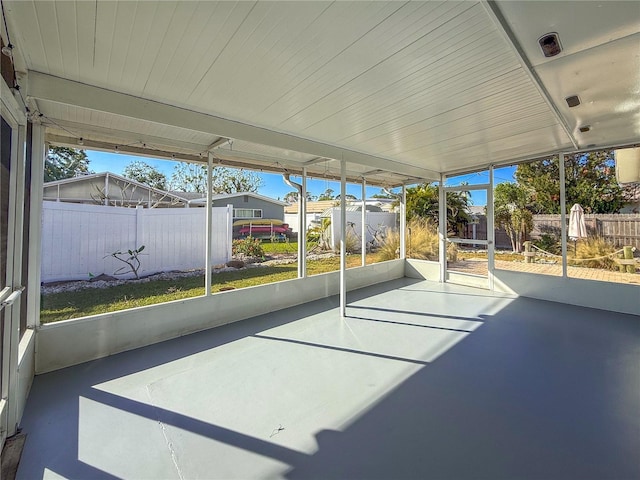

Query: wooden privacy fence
42 201 233 282
531 214 640 250
462 213 640 251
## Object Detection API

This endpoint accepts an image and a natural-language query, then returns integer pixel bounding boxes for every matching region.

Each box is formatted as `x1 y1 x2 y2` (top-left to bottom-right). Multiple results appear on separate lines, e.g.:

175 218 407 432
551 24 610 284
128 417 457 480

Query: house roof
7 1 640 185
285 201 337 214
168 191 204 201
187 191 287 206
286 199 393 214
43 172 189 204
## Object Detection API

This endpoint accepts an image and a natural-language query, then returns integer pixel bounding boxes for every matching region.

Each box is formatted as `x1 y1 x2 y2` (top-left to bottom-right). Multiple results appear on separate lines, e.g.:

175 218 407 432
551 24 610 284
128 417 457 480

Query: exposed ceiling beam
207 137 229 150
28 71 440 181
46 134 205 163
42 118 211 153
303 157 330 166
46 133 400 187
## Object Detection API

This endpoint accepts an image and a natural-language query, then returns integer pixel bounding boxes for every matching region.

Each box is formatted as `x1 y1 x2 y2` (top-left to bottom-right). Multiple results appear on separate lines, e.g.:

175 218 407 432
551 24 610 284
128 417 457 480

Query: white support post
400 184 406 260
559 153 568 277
5 124 26 437
301 168 307 278
205 153 214 296
104 173 109 205
361 178 366 266
439 175 447 283
340 160 347 318
27 130 46 328
487 166 495 290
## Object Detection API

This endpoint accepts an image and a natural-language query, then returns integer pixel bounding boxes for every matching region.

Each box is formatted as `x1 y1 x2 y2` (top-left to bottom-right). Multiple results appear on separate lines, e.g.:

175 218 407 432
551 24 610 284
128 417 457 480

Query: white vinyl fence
42 201 233 282
329 209 398 250
284 213 320 234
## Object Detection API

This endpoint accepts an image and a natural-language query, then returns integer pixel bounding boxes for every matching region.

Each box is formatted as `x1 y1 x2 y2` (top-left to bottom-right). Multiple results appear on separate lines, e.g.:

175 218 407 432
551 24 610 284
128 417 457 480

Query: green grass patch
261 241 299 255
40 254 387 324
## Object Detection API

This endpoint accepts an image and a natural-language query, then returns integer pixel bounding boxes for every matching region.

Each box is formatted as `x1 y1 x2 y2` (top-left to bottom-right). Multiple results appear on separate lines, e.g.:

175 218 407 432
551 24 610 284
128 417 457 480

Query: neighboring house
285 200 338 215
188 192 287 238
188 192 286 220
318 205 383 218
44 172 190 208
285 199 396 215
285 199 395 234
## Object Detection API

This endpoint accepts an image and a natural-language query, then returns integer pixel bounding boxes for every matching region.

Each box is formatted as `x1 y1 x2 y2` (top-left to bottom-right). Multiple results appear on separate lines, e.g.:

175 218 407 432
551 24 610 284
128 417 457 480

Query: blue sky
85 150 516 206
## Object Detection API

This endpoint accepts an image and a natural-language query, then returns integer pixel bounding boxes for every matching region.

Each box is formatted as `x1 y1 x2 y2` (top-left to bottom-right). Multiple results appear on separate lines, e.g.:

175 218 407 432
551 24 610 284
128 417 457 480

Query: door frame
1 78 27 449
440 167 495 290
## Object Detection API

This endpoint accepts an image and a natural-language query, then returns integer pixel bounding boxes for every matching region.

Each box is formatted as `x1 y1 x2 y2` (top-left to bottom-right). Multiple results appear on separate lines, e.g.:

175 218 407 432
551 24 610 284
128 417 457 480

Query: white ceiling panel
533 33 640 148
495 0 640 67
5 0 638 182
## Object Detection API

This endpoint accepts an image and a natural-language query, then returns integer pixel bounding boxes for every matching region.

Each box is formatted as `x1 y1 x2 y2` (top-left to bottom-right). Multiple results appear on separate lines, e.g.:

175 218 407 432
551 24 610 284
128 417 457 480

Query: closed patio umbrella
568 203 587 255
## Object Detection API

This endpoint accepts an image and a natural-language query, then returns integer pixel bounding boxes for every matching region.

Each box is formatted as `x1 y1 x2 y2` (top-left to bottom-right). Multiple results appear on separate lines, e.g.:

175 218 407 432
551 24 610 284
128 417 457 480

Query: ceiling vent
539 33 562 57
565 95 581 108
578 125 591 133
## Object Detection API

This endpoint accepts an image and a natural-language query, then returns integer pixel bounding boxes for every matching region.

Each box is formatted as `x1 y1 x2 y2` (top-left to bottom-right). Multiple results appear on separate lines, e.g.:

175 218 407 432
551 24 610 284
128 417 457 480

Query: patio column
439 175 447 283
559 153 568 277
205 152 214 296
361 177 366 266
340 159 347 318
301 168 307 278
27 129 46 328
487 165 495 290
283 171 306 278
399 184 406 259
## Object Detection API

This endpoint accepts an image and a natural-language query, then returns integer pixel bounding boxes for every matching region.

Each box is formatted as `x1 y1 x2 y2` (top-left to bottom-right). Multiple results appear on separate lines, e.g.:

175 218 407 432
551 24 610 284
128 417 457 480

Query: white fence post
135 205 143 250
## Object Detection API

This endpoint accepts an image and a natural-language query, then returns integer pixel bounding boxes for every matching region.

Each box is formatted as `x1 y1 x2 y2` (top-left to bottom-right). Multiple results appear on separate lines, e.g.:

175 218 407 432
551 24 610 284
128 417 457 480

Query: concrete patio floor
17 278 640 479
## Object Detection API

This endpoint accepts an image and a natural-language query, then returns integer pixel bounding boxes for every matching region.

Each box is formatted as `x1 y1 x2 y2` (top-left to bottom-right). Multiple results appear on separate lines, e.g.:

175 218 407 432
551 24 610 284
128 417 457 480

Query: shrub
377 228 400 261
345 231 360 254
232 236 264 258
533 233 560 255
406 218 439 260
569 236 617 270
378 218 440 262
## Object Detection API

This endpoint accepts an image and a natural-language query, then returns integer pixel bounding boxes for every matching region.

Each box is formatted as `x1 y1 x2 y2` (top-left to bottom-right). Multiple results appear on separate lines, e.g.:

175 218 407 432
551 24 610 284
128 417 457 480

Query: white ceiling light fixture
1 42 12 57
538 32 562 57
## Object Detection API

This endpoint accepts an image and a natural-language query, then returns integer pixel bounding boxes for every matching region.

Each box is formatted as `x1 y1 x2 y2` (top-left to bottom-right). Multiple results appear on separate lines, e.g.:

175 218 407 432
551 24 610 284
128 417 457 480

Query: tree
45 146 91 182
283 191 315 203
515 151 625 214
211 167 263 194
169 164 263 194
317 188 335 201
372 189 396 199
284 191 299 203
122 161 167 190
405 183 470 235
169 163 208 193
494 182 534 252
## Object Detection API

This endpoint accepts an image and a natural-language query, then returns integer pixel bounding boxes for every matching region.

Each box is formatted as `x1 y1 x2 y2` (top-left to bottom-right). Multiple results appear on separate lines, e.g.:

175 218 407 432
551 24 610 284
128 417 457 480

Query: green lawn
261 240 299 255
40 254 384 324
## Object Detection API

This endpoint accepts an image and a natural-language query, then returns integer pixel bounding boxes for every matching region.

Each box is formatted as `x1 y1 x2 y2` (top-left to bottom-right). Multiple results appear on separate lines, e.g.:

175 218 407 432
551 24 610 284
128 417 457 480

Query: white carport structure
1 1 639 478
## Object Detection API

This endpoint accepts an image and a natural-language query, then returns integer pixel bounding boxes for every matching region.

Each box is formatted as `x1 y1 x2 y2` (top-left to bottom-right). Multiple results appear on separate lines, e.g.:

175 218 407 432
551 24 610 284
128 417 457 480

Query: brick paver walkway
448 259 640 286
